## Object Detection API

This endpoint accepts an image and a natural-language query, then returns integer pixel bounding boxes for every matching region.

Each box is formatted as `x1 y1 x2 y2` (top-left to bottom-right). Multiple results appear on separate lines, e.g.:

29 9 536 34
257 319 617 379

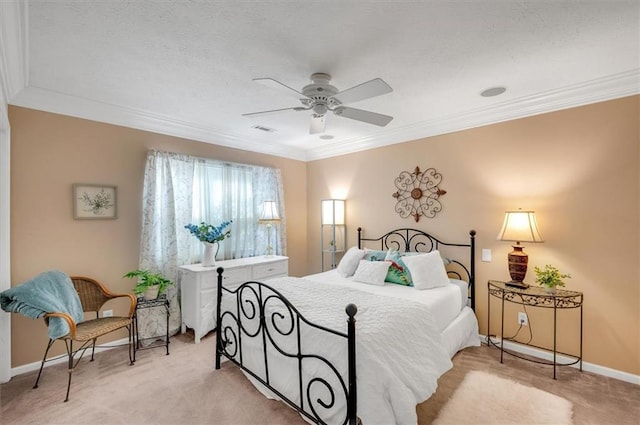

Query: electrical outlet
103 309 113 318
518 312 528 326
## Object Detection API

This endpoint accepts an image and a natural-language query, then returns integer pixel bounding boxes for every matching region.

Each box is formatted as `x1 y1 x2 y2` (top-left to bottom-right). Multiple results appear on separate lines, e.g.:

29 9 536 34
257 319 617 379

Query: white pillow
401 250 450 290
336 247 365 277
402 251 452 264
352 260 391 286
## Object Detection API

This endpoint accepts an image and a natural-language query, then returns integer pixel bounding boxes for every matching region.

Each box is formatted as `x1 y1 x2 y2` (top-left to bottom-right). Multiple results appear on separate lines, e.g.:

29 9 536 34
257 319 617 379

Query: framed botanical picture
73 184 117 219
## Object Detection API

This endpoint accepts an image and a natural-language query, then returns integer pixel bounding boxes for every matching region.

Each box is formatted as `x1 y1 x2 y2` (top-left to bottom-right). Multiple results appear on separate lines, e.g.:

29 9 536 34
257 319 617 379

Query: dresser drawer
186 270 217 290
253 260 288 280
220 266 251 288
200 288 216 308
197 267 250 290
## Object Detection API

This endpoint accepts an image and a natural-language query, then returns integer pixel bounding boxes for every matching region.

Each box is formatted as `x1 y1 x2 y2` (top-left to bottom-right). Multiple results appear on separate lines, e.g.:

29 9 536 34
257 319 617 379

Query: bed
214 227 479 425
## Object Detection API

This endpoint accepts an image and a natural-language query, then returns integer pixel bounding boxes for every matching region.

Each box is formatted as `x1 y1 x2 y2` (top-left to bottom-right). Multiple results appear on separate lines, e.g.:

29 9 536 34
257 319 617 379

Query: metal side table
487 280 583 379
133 294 170 361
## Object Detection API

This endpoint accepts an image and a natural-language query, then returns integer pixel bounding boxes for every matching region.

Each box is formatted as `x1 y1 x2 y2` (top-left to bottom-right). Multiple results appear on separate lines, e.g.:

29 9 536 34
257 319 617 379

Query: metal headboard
357 227 476 310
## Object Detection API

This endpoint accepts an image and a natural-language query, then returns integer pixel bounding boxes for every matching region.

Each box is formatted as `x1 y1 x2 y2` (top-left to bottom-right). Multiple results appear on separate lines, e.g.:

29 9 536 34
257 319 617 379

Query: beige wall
8 106 307 366
8 96 639 376
307 96 639 375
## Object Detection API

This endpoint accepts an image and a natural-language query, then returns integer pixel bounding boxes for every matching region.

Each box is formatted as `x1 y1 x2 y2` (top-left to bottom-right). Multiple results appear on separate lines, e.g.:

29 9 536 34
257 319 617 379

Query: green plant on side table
534 264 571 294
123 269 173 300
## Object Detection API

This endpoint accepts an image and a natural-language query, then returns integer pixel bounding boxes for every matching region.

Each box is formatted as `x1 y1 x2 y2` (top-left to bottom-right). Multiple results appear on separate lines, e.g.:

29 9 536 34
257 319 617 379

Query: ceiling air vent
251 125 277 133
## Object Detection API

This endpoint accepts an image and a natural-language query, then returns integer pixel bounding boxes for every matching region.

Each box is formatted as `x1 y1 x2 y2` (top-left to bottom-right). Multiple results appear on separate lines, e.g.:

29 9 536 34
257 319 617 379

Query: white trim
10 86 310 162
13 334 640 387
0 115 10 385
308 69 640 160
0 0 27 385
2 2 638 162
8 67 639 162
0 0 28 101
10 337 130 377
480 334 640 386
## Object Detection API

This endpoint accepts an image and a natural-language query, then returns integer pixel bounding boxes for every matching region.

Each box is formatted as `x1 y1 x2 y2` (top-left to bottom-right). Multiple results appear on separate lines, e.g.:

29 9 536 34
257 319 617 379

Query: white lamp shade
497 210 544 243
321 199 345 225
258 201 280 223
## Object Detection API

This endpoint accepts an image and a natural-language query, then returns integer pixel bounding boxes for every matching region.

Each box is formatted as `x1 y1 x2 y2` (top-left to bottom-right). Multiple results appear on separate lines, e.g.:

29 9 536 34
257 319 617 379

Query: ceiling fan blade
332 78 393 104
253 77 306 99
309 115 326 134
334 106 393 127
242 106 307 117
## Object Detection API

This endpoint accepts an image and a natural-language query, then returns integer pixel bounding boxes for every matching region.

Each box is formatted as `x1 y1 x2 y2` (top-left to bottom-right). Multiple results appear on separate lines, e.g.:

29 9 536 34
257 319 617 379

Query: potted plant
123 269 173 300
185 220 233 267
534 264 571 294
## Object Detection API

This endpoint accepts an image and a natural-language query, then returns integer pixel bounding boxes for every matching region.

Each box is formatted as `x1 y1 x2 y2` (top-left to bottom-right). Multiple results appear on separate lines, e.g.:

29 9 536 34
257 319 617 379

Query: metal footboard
214 267 358 425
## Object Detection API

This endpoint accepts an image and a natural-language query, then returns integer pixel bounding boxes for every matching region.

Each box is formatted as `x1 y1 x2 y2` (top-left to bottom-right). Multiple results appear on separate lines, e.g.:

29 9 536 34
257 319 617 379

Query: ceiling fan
243 73 393 134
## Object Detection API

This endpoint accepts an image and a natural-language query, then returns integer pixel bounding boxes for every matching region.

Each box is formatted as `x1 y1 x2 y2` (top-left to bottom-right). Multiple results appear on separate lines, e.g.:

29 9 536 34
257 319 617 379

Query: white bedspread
220 276 453 425
305 269 468 333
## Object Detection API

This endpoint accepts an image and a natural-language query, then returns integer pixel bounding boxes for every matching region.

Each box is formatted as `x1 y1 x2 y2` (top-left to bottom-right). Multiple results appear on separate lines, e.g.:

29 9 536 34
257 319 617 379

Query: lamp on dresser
258 200 281 256
496 209 544 288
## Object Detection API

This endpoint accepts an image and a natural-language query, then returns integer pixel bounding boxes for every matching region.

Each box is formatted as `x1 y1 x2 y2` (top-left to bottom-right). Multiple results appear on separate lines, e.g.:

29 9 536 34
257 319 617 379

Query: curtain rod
149 149 278 171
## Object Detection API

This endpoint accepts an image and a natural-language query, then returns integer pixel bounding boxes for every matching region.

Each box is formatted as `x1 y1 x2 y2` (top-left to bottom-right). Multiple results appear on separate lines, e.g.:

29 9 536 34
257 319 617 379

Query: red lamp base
507 245 529 285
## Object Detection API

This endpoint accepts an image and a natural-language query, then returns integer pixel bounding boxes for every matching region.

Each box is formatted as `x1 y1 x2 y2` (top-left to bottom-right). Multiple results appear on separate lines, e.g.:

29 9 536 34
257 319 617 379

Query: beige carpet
2 334 638 424
433 370 573 425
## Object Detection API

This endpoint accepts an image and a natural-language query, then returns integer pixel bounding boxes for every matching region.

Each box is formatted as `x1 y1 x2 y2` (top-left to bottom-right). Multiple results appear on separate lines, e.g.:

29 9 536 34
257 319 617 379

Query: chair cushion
65 316 132 341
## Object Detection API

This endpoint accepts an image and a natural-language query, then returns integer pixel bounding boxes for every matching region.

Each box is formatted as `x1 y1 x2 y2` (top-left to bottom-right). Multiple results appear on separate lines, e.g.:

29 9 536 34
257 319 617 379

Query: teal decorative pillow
384 250 413 286
363 249 387 262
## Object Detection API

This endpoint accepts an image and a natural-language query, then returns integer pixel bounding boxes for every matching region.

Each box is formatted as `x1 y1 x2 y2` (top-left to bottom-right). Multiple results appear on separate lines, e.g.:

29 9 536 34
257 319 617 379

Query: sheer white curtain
188 160 286 261
253 165 287 257
138 150 286 339
190 161 254 261
138 151 196 337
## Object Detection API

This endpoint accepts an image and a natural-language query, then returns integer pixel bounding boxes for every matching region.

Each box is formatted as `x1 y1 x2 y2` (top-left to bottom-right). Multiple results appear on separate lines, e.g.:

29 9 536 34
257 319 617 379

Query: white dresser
179 255 288 343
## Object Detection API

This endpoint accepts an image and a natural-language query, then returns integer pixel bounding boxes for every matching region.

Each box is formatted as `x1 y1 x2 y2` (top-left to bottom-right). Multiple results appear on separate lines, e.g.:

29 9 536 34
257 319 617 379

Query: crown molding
0 1 640 166
11 86 309 161
306 69 640 161
0 0 28 105
3 1 638 162
9 66 638 163
1 1 308 161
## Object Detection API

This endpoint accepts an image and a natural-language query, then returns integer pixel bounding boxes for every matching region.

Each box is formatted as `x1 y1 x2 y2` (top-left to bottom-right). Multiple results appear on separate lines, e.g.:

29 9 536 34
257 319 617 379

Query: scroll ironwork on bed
214 227 476 425
215 270 359 425
357 227 477 310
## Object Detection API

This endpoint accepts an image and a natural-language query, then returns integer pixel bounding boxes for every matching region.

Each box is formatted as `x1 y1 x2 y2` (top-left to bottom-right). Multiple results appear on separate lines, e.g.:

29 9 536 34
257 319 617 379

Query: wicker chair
33 276 137 402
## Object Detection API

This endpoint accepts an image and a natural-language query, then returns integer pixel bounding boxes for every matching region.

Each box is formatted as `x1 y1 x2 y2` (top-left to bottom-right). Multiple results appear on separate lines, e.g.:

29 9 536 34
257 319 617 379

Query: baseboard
10 338 130 377
13 334 639 386
479 333 639 385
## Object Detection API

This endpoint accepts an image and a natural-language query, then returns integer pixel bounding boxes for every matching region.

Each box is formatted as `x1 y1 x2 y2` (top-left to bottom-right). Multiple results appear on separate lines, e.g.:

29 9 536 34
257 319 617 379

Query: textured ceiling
4 1 639 160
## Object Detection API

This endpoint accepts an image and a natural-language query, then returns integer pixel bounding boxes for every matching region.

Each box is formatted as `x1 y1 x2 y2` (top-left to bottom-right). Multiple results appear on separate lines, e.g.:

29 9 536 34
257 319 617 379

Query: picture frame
73 183 117 220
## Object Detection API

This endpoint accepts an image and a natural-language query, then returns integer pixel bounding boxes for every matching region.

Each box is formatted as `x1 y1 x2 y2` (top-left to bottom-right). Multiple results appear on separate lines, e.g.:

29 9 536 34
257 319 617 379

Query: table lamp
258 201 281 256
496 210 544 288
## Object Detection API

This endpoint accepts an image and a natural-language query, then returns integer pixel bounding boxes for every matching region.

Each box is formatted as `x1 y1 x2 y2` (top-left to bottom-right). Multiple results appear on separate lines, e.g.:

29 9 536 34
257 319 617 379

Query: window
139 150 285 282
191 160 260 259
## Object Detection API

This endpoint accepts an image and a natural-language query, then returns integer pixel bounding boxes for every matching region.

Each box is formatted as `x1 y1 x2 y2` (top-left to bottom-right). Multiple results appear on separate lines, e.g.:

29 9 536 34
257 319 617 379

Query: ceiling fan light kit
243 73 394 134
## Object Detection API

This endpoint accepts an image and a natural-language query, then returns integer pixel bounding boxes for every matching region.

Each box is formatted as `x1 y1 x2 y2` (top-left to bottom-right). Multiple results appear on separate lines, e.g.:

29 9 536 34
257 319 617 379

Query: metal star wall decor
392 166 446 222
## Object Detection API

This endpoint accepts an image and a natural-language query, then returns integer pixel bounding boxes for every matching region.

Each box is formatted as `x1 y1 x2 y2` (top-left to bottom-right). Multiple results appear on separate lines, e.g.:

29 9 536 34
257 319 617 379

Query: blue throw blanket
0 270 83 339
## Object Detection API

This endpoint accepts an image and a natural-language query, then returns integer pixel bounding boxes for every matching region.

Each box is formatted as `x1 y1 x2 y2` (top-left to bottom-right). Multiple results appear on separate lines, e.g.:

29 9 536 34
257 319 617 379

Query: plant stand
133 294 170 361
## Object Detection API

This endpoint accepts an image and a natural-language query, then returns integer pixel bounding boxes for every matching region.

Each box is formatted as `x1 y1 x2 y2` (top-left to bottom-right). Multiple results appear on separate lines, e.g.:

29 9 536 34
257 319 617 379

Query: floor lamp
321 199 345 270
259 201 280 256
